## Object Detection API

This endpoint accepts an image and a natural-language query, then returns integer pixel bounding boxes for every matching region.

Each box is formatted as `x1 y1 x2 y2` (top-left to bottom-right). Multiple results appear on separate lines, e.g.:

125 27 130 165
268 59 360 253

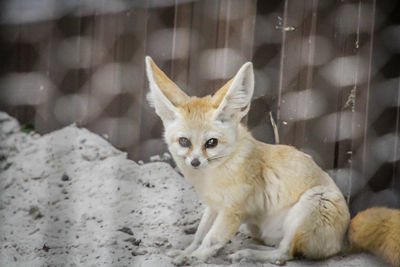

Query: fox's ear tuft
212 62 254 122
145 56 188 124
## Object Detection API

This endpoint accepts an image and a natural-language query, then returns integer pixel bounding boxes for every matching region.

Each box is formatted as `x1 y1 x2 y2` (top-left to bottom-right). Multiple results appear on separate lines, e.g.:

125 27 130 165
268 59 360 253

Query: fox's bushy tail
347 207 400 267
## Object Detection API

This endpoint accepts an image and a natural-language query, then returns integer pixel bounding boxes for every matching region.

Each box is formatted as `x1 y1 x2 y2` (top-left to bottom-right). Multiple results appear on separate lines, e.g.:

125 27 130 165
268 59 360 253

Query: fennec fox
145 56 399 266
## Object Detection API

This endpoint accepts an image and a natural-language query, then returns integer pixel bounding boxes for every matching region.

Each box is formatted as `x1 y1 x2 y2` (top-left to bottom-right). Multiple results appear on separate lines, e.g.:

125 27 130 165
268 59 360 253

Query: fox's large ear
211 62 254 122
145 56 188 124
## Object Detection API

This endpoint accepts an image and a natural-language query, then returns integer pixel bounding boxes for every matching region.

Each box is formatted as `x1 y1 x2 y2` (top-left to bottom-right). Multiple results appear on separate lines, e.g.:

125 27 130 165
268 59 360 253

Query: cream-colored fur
144 56 370 266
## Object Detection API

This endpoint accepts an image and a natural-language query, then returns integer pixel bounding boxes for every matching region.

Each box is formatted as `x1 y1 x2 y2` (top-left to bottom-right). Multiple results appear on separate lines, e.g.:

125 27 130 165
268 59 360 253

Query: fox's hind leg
229 186 350 264
230 188 316 265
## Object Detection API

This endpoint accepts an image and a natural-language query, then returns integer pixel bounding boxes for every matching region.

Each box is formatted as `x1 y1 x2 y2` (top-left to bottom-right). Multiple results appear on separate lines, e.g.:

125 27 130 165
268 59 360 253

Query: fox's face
145 57 254 170
163 106 238 170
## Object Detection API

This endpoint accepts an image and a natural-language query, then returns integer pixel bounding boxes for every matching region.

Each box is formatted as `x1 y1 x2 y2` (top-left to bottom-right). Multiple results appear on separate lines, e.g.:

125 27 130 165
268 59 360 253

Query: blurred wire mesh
0 0 399 214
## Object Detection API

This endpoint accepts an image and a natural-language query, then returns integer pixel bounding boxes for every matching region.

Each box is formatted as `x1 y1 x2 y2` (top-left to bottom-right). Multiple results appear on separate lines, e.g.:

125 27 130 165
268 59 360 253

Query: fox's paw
270 259 287 266
166 249 184 258
228 249 287 265
228 249 253 263
172 254 202 266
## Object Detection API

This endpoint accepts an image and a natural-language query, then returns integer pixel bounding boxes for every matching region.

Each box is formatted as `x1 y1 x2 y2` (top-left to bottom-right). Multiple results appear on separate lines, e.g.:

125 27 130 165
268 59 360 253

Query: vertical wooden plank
84 11 108 132
277 0 307 145
247 0 283 143
186 0 221 96
34 20 58 133
9 24 34 128
34 12 85 133
218 0 231 81
276 0 289 124
360 0 375 179
215 0 257 89
124 3 151 160
292 0 318 148
392 79 400 191
241 0 258 61
170 0 194 89
335 0 375 203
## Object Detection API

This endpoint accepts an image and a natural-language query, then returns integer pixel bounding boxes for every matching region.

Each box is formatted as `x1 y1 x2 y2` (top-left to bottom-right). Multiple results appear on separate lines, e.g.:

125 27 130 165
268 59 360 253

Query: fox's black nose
191 158 201 167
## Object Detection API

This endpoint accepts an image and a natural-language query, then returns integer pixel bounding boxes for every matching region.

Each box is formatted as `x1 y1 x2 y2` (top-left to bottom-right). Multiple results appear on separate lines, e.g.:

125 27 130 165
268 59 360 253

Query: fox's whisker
208 155 228 161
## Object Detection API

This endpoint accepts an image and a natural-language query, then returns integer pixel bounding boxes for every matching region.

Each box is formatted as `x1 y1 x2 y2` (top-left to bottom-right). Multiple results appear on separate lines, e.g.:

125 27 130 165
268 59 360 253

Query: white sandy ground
0 112 388 267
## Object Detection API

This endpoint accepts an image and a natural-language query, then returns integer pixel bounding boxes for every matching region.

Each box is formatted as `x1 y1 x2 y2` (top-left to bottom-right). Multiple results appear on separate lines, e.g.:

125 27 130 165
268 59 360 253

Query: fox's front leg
175 209 241 265
168 207 217 258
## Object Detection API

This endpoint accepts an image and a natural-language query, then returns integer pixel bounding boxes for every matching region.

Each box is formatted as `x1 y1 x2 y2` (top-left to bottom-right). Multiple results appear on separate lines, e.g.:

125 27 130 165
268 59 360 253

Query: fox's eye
205 138 218 149
178 137 191 148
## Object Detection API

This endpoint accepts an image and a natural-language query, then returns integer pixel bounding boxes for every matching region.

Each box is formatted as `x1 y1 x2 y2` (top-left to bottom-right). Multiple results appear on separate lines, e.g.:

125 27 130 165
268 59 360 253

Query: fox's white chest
181 168 250 210
183 172 223 204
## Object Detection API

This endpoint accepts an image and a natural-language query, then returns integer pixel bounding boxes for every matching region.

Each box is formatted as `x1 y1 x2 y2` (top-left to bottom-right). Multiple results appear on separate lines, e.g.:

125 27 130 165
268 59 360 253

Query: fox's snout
190 158 200 167
184 153 208 169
